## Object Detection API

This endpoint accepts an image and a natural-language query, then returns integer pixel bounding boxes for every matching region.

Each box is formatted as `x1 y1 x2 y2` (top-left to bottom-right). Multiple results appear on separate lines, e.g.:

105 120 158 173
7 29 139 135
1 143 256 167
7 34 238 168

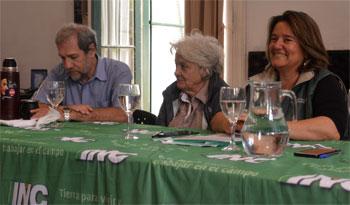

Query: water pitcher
241 81 297 157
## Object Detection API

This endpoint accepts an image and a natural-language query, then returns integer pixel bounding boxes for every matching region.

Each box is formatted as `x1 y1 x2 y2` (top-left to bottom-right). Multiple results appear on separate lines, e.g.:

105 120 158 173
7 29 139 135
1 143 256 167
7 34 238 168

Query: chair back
133 109 157 125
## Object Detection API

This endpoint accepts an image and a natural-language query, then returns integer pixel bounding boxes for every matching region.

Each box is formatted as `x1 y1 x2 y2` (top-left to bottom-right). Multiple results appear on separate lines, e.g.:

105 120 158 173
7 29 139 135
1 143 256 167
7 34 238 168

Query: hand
225 121 235 135
239 111 248 121
30 106 50 119
235 111 248 132
67 104 93 115
210 111 237 134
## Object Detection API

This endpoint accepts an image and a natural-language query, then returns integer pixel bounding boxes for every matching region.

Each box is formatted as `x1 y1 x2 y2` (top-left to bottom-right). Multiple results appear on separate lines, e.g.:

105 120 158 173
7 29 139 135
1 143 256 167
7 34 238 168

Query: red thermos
0 58 21 120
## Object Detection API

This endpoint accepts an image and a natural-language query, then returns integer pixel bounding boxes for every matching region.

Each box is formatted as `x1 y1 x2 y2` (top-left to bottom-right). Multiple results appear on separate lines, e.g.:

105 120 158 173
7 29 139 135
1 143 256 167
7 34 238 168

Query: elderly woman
156 32 231 133
250 10 348 140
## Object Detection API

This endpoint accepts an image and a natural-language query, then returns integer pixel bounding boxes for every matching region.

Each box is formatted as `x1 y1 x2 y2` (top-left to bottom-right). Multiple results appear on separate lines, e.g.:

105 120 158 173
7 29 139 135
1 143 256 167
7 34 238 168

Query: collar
250 66 315 86
179 80 209 104
93 55 107 81
194 80 209 104
179 92 191 103
295 70 315 86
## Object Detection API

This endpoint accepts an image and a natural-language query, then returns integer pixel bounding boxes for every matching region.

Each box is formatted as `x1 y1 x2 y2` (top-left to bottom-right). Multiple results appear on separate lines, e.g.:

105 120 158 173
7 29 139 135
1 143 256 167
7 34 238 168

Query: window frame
92 0 184 112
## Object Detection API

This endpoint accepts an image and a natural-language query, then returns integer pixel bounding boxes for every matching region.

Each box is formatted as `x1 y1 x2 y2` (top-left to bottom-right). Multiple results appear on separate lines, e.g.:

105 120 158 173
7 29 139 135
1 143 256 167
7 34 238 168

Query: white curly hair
170 30 224 78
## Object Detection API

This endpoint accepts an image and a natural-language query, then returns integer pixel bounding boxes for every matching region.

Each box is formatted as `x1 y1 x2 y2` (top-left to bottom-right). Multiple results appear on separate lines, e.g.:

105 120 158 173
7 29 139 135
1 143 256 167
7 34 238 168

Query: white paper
175 133 231 143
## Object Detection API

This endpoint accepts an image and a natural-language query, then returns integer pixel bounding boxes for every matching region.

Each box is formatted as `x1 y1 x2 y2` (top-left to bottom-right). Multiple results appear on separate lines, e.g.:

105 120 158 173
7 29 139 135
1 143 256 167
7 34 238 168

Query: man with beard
32 23 131 122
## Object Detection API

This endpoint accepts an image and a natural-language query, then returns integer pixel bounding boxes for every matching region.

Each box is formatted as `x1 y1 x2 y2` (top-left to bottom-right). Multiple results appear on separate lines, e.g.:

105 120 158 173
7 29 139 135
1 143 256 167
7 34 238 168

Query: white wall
246 0 350 52
1 0 349 89
0 0 74 89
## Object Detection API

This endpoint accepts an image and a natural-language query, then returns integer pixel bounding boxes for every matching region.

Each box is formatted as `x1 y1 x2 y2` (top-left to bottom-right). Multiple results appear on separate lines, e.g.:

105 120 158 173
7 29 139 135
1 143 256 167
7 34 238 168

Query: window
96 0 184 114
150 0 184 114
100 0 135 75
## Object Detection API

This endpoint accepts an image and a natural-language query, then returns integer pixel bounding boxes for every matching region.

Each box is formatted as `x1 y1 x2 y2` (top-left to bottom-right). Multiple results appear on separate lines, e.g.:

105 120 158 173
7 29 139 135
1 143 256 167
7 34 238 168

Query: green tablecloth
0 122 349 204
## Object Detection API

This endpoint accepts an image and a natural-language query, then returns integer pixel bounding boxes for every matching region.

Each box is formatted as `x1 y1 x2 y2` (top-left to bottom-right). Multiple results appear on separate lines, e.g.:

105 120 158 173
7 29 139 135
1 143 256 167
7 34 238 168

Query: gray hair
55 23 97 53
170 32 224 77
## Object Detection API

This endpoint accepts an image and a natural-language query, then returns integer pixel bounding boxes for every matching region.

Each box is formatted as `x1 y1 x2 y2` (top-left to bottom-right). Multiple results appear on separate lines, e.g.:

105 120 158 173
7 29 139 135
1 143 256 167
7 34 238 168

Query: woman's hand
236 111 248 132
210 112 233 134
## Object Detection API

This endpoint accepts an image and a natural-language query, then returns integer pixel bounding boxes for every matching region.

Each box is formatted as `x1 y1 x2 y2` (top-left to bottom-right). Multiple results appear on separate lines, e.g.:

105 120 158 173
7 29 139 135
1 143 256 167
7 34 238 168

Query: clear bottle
0 58 21 120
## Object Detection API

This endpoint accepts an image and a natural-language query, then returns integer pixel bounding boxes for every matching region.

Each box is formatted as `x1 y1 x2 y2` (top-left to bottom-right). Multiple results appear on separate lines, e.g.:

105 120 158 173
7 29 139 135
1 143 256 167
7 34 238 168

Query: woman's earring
303 59 310 67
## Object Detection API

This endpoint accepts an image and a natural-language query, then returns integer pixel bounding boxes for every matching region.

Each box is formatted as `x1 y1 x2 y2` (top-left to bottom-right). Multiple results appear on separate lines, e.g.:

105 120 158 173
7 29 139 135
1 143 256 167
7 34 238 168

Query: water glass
220 86 246 151
45 80 65 128
45 81 65 109
118 84 141 139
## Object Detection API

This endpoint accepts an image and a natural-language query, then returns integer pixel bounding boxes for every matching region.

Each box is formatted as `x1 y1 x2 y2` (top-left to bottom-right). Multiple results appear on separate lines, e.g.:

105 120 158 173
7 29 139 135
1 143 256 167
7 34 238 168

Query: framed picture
31 69 47 90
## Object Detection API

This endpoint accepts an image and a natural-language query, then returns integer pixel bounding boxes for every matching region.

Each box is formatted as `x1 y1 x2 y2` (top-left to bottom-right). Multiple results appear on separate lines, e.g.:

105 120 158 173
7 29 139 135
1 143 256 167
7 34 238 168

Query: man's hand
67 104 93 115
30 104 50 119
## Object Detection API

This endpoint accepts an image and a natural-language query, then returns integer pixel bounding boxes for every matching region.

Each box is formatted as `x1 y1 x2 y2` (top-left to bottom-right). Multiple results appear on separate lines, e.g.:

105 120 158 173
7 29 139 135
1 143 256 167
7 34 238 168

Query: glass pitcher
241 81 297 157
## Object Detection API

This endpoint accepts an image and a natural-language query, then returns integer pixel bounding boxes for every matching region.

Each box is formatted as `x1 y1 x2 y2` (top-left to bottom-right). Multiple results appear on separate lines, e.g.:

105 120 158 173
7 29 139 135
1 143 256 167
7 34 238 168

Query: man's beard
69 61 90 82
69 71 83 81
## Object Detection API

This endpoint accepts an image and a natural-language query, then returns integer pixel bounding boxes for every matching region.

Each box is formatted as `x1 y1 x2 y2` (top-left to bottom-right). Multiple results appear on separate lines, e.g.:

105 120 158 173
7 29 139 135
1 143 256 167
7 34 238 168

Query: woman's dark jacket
156 72 228 130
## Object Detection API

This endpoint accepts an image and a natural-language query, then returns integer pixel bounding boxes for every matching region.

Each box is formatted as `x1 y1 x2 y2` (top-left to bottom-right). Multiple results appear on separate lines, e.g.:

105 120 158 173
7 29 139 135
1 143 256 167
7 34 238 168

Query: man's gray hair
55 23 97 53
171 31 224 77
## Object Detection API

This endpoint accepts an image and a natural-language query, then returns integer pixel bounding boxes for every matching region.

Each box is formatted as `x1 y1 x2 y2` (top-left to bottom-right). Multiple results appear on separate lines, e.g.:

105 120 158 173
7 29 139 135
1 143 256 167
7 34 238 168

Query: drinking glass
44 80 65 128
46 81 65 109
220 86 246 151
118 84 141 139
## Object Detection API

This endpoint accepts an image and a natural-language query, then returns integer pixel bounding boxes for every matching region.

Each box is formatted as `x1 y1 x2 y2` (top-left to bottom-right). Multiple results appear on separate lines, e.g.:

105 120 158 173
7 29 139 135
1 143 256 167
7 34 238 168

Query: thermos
0 58 21 120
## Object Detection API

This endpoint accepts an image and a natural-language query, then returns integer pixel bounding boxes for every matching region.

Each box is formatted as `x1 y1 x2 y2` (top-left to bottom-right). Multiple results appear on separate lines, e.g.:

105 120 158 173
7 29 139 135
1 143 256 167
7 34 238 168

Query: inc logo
80 149 136 164
12 182 48 205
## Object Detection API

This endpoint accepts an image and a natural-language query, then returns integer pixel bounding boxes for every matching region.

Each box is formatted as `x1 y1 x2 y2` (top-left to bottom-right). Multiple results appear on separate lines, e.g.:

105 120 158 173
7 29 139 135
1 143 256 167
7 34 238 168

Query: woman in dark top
156 32 231 133
250 10 348 140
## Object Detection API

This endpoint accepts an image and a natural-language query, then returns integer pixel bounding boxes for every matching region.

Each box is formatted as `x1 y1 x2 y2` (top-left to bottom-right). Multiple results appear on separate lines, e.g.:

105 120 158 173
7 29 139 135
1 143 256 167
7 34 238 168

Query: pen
319 150 340 158
319 154 332 158
152 130 199 138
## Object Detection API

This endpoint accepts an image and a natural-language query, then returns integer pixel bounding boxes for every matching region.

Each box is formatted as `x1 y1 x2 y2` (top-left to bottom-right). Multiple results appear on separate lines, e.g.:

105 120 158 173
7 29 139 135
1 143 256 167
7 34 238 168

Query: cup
20 99 39 120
